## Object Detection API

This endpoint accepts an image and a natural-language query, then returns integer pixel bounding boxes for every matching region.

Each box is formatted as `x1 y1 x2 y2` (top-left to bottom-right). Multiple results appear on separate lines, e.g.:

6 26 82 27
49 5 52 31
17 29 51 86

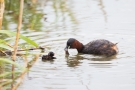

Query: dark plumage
42 52 56 60
65 38 118 56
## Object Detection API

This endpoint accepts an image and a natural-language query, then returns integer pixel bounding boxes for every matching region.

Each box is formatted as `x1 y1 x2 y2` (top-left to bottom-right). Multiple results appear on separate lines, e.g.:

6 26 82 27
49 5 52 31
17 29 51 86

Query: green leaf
0 71 21 78
0 58 25 70
0 44 13 50
0 30 39 47
0 58 28 78
19 34 38 47
0 39 6 43
0 30 14 36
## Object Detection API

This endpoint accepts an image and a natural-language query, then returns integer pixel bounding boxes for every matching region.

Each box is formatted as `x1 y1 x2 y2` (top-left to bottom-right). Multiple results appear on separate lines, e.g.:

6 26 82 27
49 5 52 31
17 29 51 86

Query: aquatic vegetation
0 0 77 89
0 0 40 89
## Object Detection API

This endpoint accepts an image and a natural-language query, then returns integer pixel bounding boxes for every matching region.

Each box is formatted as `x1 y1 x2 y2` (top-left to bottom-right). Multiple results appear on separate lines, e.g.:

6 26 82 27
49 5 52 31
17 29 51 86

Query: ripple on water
18 0 135 90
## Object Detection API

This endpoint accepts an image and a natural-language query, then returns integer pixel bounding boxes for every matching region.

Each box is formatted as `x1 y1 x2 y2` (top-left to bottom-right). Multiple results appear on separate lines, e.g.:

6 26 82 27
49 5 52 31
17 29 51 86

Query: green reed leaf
0 71 21 78
0 43 13 50
0 30 39 47
0 58 25 70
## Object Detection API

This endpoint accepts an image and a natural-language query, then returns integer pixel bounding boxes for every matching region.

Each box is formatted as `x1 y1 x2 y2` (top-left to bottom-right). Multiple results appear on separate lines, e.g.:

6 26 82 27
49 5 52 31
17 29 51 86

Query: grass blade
0 30 39 47
0 43 13 50
0 58 25 70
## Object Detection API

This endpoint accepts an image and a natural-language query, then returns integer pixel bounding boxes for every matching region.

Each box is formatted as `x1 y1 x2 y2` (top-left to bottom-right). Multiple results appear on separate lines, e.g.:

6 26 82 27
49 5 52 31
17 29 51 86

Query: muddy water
17 0 135 90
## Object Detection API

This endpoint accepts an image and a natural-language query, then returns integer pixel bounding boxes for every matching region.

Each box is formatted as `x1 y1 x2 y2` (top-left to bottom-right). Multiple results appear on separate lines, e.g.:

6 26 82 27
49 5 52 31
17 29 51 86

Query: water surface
10 0 135 90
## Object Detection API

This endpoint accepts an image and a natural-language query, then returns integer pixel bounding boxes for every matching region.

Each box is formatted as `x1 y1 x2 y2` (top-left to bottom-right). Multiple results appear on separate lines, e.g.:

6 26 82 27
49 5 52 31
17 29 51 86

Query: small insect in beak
64 46 70 55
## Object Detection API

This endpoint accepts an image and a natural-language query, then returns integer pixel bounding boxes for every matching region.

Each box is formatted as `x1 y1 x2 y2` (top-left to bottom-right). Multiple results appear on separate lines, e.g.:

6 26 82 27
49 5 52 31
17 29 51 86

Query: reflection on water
98 0 107 22
65 55 83 67
65 53 117 68
90 55 117 61
2 0 135 90
3 0 44 31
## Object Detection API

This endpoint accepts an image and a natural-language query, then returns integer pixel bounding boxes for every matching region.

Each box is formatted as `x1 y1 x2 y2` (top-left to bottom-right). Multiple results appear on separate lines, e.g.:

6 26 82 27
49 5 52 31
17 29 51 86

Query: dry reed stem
0 0 4 30
32 0 37 4
0 53 39 88
11 0 24 88
12 0 24 61
12 54 40 90
4 42 14 48
0 50 6 55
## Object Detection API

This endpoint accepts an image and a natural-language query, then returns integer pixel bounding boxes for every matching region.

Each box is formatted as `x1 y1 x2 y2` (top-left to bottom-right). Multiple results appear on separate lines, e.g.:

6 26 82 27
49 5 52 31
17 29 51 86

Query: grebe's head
65 38 76 50
64 38 84 53
48 51 55 57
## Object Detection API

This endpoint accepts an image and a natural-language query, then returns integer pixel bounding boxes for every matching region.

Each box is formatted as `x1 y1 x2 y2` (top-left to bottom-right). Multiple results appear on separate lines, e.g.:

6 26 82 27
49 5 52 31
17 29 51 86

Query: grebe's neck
73 40 84 53
77 43 84 53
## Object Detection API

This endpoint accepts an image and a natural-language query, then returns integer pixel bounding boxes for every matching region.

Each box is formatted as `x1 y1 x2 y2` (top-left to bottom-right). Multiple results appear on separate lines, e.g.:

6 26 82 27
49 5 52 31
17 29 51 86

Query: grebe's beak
64 45 70 55
64 45 70 51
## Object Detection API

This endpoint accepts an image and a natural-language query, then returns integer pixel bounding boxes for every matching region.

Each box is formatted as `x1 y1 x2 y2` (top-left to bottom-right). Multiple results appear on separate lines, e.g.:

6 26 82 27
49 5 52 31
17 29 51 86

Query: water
4 0 135 90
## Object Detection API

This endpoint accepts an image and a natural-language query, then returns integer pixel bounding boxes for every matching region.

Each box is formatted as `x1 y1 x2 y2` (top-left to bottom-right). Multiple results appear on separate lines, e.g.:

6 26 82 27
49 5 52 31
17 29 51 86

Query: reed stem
0 0 5 30
12 0 24 88
13 0 24 61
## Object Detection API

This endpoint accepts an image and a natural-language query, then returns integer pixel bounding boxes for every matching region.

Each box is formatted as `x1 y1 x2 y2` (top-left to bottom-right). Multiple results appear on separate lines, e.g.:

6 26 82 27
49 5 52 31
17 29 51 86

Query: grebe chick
42 51 56 60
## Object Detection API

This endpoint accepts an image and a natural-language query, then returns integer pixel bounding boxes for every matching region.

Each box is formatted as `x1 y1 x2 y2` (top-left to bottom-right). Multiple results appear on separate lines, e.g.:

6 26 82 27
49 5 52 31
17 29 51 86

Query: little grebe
42 52 56 60
65 38 118 56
